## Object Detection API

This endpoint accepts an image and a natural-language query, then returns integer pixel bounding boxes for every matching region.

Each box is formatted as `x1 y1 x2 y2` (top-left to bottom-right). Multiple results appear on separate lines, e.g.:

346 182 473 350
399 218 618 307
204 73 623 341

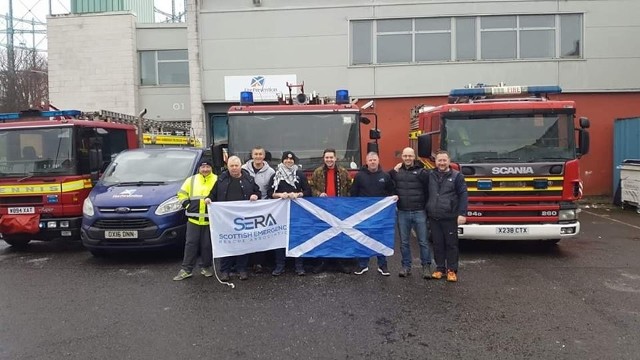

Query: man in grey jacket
241 146 275 273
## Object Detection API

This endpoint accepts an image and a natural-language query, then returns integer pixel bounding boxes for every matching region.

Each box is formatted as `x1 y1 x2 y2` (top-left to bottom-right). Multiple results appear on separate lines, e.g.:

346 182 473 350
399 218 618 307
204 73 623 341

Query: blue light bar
1 110 81 120
477 179 493 190
40 110 82 117
0 113 20 120
450 85 562 97
240 91 254 105
336 89 349 104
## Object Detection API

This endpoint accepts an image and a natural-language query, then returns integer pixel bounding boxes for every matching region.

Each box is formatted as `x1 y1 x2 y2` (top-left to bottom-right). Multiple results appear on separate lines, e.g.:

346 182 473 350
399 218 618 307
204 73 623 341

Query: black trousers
429 218 459 272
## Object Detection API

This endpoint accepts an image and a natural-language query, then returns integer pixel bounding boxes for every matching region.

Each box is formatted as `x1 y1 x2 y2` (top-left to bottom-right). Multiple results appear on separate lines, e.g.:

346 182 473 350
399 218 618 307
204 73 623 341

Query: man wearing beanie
173 158 218 280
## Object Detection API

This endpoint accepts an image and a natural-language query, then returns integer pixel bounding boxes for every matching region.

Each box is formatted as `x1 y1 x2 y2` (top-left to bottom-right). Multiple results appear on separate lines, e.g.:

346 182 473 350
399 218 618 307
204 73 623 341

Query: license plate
105 230 138 239
496 227 529 235
8 207 35 214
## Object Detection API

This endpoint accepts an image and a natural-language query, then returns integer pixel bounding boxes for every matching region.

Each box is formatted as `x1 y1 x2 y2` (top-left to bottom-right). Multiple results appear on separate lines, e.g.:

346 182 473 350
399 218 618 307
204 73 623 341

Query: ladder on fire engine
81 110 200 147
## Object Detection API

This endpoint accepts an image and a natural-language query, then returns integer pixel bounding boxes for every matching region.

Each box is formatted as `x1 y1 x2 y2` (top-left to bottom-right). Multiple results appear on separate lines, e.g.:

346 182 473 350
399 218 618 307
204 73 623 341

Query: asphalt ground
1 206 639 360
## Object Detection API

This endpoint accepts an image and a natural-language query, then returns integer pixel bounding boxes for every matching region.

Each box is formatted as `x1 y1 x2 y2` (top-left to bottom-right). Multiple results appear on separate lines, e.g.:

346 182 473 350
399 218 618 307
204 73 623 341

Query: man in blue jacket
426 150 468 282
350 152 396 276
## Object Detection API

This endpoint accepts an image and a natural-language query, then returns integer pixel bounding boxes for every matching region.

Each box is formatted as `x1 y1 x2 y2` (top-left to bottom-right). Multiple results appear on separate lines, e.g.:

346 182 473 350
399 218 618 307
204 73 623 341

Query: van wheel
3 238 31 248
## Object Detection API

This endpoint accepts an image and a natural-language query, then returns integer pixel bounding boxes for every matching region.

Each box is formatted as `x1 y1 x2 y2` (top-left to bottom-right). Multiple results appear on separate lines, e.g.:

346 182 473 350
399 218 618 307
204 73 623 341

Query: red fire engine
0 109 140 247
412 84 590 243
212 83 379 174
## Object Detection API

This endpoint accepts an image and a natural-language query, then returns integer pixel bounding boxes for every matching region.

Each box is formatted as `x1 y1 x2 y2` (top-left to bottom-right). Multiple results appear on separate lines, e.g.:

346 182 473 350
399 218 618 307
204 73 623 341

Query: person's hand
249 194 258 201
394 163 402 171
293 192 302 199
391 195 399 201
204 198 211 205
457 215 466 225
319 192 327 197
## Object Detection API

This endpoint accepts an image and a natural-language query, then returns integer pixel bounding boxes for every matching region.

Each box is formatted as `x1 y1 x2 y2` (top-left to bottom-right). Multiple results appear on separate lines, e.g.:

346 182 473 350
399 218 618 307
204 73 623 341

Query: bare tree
0 48 48 113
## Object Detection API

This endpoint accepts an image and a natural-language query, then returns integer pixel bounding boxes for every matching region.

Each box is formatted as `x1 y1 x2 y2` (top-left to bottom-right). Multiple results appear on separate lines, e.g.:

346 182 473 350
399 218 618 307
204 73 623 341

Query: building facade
47 0 640 195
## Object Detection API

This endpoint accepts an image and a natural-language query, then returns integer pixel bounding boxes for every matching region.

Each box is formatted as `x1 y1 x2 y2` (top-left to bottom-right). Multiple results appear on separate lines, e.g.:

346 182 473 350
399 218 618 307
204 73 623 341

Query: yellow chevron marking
0 179 92 195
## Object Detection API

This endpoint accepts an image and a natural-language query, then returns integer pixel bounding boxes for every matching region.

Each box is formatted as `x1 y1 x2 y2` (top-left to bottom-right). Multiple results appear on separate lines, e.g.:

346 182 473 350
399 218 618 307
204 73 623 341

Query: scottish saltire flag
208 199 288 258
287 197 397 258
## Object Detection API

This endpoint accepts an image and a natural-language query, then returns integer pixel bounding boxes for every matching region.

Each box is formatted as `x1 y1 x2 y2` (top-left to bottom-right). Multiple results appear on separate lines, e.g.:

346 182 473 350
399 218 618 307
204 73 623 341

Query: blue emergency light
40 110 82 117
0 109 81 121
240 91 254 105
450 85 562 97
336 89 350 104
0 113 20 121
476 179 493 190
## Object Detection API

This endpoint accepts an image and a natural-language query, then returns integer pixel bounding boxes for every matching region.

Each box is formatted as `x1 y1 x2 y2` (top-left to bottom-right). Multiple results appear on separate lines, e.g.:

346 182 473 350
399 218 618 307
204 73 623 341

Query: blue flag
287 197 397 258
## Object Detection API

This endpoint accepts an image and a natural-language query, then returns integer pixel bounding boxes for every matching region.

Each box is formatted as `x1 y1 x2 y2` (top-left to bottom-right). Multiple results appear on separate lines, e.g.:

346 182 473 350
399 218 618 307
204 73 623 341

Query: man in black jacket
351 152 396 276
426 150 468 282
390 147 432 278
205 156 260 281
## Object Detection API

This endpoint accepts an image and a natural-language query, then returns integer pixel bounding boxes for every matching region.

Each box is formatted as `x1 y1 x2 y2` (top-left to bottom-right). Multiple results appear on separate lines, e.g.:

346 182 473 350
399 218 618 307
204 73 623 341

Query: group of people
173 146 468 283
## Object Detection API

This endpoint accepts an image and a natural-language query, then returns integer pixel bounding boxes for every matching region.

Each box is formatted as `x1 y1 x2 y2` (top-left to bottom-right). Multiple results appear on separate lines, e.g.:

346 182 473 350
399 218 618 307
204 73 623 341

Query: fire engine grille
93 219 155 229
470 191 563 196
0 196 42 205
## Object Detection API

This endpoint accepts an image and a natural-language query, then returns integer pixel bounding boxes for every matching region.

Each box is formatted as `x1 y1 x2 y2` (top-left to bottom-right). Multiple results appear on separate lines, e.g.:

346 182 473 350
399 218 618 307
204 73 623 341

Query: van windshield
101 149 198 185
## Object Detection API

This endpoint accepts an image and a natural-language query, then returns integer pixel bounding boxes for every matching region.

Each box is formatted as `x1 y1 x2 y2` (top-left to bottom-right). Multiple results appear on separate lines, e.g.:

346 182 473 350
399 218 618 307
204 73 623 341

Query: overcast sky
0 0 185 52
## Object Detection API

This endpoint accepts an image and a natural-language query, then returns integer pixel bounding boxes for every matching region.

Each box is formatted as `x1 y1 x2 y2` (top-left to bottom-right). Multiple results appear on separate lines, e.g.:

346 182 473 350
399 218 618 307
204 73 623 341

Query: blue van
81 147 207 256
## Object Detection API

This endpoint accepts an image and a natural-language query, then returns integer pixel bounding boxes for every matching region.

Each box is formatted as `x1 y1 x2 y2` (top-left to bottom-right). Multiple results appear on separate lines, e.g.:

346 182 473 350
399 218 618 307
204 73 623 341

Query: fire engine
412 84 590 243
212 82 379 173
0 109 193 247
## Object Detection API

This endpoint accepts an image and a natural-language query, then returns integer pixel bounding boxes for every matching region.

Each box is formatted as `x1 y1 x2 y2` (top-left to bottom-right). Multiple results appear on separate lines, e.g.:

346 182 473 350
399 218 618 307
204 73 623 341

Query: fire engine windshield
101 149 198 185
443 114 576 163
0 127 75 176
228 113 362 170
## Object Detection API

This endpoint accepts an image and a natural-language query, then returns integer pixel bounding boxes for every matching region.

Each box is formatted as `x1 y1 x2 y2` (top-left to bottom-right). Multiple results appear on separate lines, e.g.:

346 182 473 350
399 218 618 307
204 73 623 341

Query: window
350 14 583 65
139 50 189 86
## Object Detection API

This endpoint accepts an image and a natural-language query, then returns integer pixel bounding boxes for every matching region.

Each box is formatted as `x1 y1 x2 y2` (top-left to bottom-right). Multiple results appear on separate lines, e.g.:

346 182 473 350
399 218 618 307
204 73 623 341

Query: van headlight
156 196 183 215
558 209 577 221
83 198 94 217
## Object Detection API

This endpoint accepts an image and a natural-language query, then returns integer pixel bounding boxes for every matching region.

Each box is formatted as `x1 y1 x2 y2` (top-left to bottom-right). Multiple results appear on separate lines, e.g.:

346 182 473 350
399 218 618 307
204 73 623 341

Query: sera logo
234 214 277 231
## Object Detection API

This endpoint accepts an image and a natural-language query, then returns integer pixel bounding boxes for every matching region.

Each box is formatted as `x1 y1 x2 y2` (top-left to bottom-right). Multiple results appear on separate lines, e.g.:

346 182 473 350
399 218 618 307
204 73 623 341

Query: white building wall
198 0 640 100
48 12 139 115
137 24 191 121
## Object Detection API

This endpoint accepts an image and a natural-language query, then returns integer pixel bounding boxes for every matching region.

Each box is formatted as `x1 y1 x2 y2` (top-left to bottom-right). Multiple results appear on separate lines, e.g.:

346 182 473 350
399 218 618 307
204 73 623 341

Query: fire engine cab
213 83 380 174
412 84 590 243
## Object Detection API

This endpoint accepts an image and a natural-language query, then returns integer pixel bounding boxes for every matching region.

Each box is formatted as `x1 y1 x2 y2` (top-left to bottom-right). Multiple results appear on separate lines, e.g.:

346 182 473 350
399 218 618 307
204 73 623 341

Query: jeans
398 210 431 269
358 256 387 269
275 248 304 271
180 222 212 273
220 255 249 273
429 218 459 272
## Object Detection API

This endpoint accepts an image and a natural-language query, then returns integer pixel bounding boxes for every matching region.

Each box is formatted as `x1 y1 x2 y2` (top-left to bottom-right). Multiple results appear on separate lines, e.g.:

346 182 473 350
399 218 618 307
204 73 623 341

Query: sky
0 0 186 52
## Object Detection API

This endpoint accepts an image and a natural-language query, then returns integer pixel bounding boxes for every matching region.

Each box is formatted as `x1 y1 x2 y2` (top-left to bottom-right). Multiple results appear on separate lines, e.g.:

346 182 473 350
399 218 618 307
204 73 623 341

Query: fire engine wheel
3 237 31 248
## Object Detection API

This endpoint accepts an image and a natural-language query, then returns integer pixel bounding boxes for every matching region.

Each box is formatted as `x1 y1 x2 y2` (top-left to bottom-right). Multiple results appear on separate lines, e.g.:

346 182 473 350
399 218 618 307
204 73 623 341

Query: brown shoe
446 270 458 282
431 270 444 280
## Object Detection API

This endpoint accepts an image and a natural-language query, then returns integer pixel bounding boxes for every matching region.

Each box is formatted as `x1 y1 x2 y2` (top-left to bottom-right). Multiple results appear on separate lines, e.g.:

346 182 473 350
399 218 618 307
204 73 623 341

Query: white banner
224 74 297 101
208 199 289 258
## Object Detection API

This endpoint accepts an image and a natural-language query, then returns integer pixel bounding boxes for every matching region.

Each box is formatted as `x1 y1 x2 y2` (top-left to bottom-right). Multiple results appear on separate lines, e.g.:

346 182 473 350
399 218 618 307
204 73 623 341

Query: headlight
83 198 94 217
558 209 577 221
156 196 183 215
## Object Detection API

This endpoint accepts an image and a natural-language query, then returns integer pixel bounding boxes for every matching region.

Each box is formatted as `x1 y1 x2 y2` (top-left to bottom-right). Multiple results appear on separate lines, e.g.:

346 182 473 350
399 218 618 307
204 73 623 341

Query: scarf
272 163 300 189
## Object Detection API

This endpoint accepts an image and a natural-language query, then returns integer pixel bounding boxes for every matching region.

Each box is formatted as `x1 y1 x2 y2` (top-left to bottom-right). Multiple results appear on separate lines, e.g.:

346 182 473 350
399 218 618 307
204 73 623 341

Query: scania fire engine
412 84 590 243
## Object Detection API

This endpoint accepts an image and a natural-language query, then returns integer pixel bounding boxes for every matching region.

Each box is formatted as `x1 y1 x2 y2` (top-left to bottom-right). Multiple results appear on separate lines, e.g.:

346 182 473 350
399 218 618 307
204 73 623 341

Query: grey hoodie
242 160 275 199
